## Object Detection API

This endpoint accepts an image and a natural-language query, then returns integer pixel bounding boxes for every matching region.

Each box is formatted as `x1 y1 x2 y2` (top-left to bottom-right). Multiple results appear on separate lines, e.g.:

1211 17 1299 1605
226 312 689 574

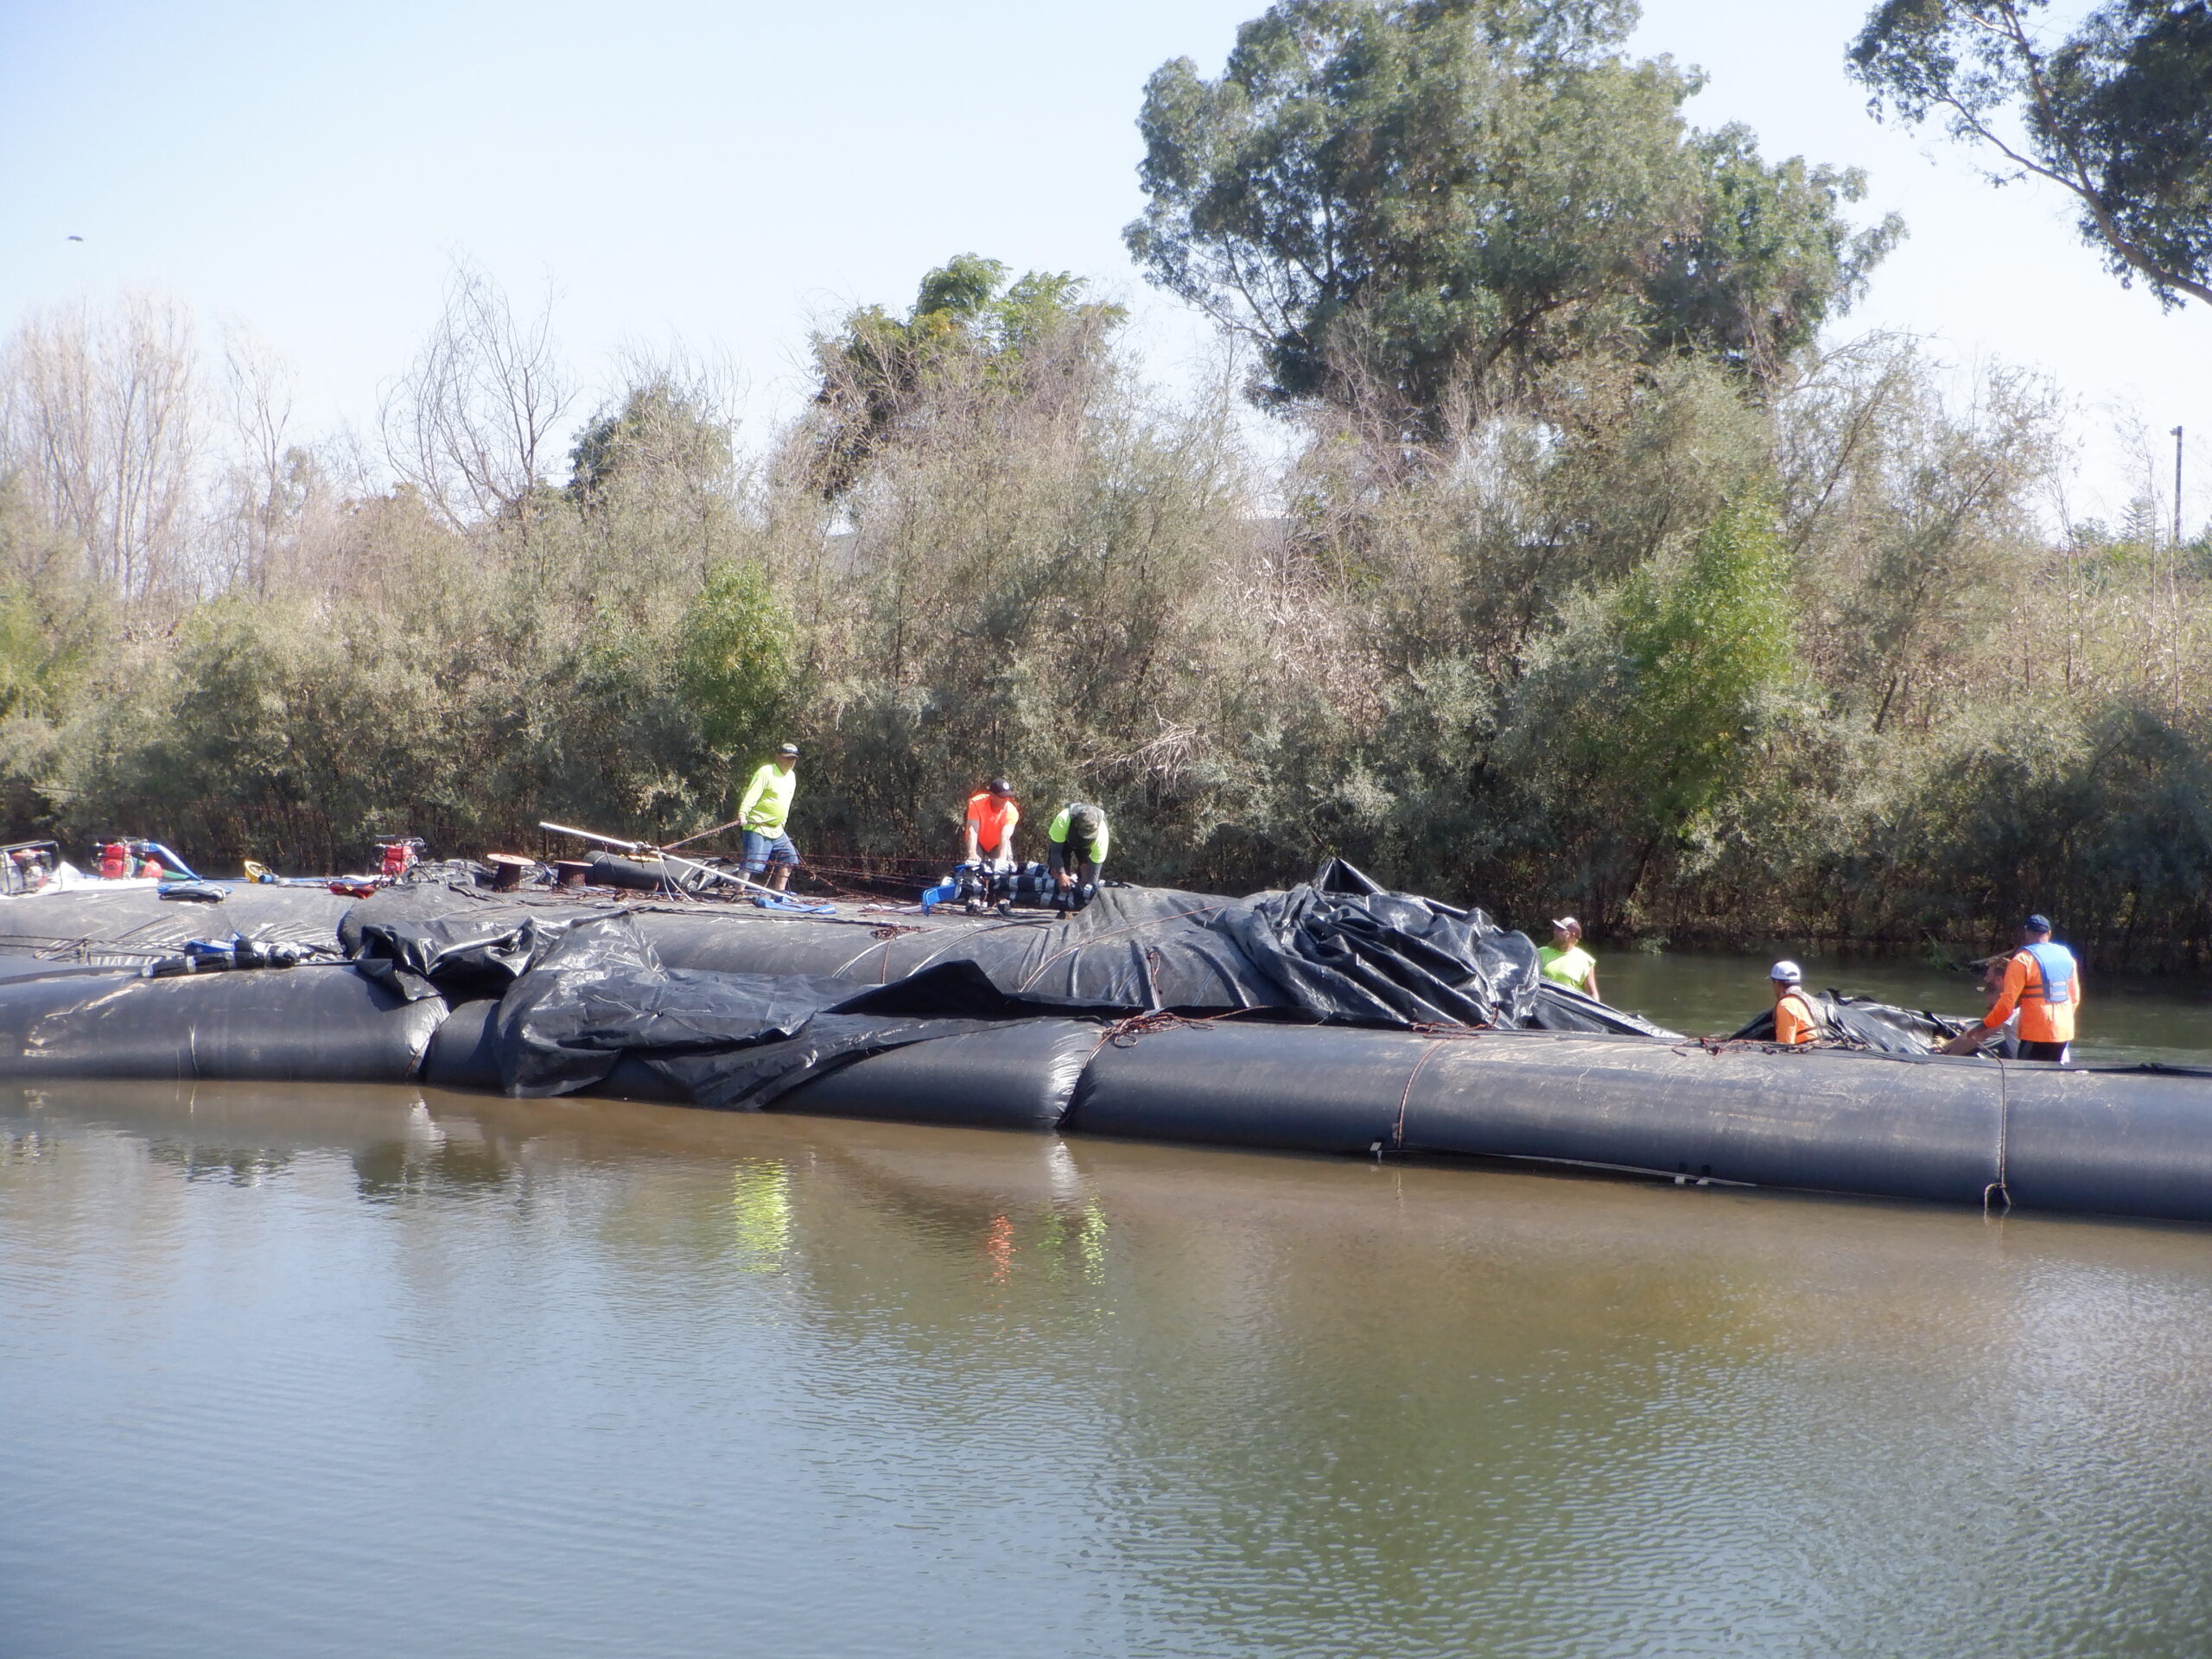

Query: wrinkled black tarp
1208 877 1541 1027
492 915 1102 1109
343 888 621 1001
1730 991 1975 1055
343 858 1679 1036
1526 981 1681 1039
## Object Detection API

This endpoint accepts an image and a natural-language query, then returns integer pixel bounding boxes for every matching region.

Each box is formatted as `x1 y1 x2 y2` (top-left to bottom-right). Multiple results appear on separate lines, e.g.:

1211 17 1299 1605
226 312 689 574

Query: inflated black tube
423 999 501 1090
773 1019 1102 1131
0 883 354 965
1068 1021 1422 1153
1062 1023 2007 1203
596 1055 690 1103
2002 1065 2212 1224
588 854 694 893
1397 1033 2004 1206
0 963 447 1083
0 959 137 984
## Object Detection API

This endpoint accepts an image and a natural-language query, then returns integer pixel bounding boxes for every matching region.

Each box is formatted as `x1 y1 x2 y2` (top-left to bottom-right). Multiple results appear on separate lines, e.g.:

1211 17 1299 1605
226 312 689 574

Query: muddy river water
6 1001 2212 1657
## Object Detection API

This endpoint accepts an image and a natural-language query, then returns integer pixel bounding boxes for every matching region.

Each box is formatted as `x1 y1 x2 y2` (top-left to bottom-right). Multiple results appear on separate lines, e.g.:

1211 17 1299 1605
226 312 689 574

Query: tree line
3 0 2209 969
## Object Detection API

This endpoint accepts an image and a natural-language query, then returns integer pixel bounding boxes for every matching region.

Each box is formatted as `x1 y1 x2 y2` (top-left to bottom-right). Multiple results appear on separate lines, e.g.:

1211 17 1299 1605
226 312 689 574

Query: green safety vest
1046 805 1109 863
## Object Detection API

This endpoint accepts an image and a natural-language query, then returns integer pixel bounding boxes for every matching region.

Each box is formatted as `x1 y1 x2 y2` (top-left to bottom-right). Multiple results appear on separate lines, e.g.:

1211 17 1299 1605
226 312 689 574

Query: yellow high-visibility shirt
1537 943 1596 993
738 762 796 835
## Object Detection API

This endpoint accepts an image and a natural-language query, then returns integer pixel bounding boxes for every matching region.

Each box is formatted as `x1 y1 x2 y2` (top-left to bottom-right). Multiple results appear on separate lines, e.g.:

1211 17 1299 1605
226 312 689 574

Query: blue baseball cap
2024 913 2052 932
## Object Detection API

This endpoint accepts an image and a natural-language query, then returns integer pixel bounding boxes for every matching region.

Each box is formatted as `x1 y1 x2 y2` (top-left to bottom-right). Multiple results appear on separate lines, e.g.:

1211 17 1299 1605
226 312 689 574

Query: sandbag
0 963 447 1083
773 1019 1102 1131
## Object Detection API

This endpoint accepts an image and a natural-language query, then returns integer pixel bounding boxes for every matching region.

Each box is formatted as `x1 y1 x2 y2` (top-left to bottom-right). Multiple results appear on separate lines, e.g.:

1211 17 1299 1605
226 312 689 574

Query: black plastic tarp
1207 876 1541 1027
344 889 607 1001
346 861 1678 1037
483 914 1108 1109
1729 991 1974 1055
0 883 354 967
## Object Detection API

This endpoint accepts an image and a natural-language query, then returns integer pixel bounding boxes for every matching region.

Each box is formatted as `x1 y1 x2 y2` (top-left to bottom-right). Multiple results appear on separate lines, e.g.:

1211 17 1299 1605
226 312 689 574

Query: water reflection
2 1079 2210 1658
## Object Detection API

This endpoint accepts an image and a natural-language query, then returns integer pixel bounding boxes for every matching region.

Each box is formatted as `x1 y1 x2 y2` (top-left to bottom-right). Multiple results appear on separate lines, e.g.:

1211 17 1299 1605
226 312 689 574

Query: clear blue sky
0 0 2201 523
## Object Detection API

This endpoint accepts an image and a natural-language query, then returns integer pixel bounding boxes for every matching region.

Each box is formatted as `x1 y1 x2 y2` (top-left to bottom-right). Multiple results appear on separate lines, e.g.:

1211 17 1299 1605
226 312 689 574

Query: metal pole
537 821 791 900
2174 425 2184 547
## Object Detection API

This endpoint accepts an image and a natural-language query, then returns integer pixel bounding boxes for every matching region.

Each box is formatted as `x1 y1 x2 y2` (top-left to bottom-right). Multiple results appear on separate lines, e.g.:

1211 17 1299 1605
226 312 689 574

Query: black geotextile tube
772 1019 1102 1131
1066 1021 1419 1153
1060 1021 2212 1224
0 963 448 1083
1067 1024 1999 1196
588 854 703 893
2002 1065 2212 1220
423 997 501 1090
0 884 356 966
424 1001 695 1103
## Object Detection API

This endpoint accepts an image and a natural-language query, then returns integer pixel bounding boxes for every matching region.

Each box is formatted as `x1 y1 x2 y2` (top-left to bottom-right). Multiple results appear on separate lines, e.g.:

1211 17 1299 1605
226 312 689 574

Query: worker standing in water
1770 960 1821 1045
736 743 802 893
1537 917 1599 1000
1942 914 2082 1063
1046 803 1109 910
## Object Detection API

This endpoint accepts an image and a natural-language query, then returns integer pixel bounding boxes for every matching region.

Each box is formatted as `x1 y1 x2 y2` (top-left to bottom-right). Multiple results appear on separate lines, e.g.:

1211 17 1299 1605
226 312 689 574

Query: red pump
375 838 423 880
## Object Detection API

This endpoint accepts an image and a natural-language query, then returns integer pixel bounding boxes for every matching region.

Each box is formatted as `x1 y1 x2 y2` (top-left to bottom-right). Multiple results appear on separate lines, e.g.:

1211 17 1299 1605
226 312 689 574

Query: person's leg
2018 1039 2069 1063
740 830 770 879
768 834 798 892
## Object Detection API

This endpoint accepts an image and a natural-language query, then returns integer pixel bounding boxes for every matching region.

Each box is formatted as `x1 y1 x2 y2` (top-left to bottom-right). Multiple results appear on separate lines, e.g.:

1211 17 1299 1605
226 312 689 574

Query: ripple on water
2 1084 2210 1658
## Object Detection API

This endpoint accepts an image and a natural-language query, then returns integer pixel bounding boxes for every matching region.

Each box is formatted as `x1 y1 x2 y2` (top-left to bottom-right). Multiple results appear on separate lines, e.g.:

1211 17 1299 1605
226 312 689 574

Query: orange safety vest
1987 946 2081 1045
1775 989 1820 1046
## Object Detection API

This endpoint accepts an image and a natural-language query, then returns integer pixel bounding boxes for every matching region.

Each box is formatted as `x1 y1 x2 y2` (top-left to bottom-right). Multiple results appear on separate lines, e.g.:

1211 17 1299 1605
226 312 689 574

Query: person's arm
1046 816 1071 885
1001 804 1019 868
1982 957 2028 1031
1582 965 1599 1001
963 806 981 864
1942 957 2027 1054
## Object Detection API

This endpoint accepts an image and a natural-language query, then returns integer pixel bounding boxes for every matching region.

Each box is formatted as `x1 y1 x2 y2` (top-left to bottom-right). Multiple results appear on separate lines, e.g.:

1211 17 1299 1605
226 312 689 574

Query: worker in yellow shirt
1046 803 1109 911
736 743 801 893
1770 960 1821 1045
1536 917 1599 1000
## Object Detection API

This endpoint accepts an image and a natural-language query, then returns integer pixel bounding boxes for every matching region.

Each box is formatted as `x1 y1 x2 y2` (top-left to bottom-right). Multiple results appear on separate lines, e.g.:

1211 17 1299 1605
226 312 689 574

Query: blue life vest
2023 942 2076 1006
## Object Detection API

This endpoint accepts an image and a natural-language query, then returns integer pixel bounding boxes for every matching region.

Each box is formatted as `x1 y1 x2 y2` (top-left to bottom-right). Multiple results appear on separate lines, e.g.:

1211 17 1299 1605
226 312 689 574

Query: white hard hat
1770 960 1802 984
